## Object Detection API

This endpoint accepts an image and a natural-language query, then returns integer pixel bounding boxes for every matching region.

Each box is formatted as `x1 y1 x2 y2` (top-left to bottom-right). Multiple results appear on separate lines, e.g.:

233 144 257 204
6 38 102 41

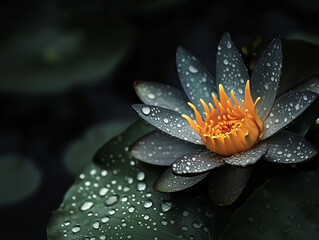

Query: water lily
129 32 318 204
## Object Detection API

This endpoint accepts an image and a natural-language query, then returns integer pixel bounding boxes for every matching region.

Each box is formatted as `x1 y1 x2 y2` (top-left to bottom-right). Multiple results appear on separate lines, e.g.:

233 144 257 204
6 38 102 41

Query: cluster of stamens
182 80 263 156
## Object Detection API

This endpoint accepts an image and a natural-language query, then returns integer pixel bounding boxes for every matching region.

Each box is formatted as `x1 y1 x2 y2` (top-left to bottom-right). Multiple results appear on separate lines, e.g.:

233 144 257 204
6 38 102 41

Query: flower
129 32 318 203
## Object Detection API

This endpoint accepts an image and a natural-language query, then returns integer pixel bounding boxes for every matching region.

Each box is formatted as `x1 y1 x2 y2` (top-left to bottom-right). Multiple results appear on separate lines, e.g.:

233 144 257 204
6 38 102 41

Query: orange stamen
182 81 263 156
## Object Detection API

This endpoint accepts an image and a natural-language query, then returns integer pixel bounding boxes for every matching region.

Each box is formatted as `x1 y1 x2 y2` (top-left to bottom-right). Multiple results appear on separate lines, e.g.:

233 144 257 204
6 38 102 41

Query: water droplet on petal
188 65 198 73
142 106 151 115
295 103 300 110
147 93 155 99
227 41 231 49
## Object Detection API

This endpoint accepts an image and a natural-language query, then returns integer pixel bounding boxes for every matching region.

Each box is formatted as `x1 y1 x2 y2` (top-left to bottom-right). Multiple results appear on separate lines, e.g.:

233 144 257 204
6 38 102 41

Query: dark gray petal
263 130 318 164
132 104 203 144
261 90 319 139
134 81 193 116
216 32 249 102
176 47 217 114
209 165 252 206
172 150 224 174
129 131 205 166
224 143 268 167
251 37 282 121
294 74 319 94
154 167 209 193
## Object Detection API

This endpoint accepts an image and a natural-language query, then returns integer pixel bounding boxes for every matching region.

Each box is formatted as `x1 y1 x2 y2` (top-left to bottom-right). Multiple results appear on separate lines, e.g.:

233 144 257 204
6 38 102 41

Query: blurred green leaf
220 168 319 240
0 155 41 205
48 120 230 239
64 120 133 176
285 32 319 46
0 3 135 93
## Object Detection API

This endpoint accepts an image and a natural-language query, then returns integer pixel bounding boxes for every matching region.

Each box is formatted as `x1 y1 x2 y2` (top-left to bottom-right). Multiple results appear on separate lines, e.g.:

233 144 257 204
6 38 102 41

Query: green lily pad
220 169 319 240
64 120 133 175
0 5 135 93
48 120 230 239
0 155 41 205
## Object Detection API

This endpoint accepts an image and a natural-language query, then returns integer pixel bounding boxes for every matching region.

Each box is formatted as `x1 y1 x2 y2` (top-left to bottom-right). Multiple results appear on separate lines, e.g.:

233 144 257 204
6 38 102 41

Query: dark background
0 0 318 239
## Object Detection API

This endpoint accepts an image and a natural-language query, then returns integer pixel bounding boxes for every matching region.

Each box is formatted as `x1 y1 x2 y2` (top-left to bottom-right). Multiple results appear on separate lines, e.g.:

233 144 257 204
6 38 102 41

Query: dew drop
99 234 107 240
137 171 145 181
238 88 243 94
144 199 153 209
161 220 168 226
101 216 110 223
181 226 189 232
148 93 156 100
72 225 81 233
128 206 136 213
223 59 229 65
264 83 269 90
182 210 190 217
303 95 308 101
99 187 109 196
105 195 119 206
160 200 173 212
226 41 231 49
137 182 146 191
295 103 300 110
80 201 94 211
93 221 100 229
192 221 202 229
188 65 198 73
142 107 151 115
163 118 169 124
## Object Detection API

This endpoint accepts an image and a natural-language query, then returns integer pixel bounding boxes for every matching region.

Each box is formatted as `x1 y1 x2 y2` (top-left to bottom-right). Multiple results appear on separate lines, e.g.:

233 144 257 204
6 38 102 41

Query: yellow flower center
182 80 263 156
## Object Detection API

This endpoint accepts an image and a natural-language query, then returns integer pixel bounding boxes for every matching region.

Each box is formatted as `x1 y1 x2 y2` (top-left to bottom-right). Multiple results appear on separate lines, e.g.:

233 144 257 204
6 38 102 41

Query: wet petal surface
154 167 209 192
129 131 204 166
263 130 318 164
132 104 203 144
216 32 249 102
251 37 282 121
134 81 193 116
172 150 224 174
294 74 319 94
209 166 252 206
176 47 217 113
224 143 268 167
261 90 318 140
